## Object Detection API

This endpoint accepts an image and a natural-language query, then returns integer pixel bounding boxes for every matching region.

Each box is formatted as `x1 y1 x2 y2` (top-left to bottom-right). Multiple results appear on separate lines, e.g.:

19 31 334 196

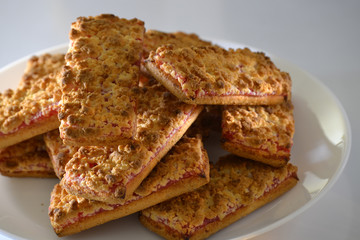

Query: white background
0 0 359 239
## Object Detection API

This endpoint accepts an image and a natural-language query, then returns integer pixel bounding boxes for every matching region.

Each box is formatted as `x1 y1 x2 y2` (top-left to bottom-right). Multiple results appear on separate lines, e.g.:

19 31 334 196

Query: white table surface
0 0 359 239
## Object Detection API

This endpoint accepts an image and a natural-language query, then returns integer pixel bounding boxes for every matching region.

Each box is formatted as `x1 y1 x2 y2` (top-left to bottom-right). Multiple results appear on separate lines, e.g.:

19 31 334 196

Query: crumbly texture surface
0 135 55 177
0 54 65 147
19 54 65 89
49 137 210 236
143 30 212 59
60 80 203 203
59 14 145 146
44 129 79 179
222 101 294 167
146 45 291 105
140 155 298 240
141 30 213 76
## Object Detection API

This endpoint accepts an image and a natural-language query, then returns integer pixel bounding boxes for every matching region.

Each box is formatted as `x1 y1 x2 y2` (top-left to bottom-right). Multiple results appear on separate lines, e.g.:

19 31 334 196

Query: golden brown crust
19 54 65 89
0 135 55 178
43 129 79 179
139 155 298 240
49 137 210 236
145 45 291 105
0 54 65 148
60 81 203 203
59 14 145 147
222 101 294 167
141 30 213 75
143 30 212 59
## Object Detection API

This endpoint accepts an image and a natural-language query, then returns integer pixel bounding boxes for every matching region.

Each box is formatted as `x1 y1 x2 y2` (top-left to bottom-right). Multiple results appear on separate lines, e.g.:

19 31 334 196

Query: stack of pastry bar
0 14 298 240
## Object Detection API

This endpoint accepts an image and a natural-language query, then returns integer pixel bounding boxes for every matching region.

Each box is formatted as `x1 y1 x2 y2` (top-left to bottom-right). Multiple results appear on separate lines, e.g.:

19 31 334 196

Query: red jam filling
0 105 59 136
222 131 291 154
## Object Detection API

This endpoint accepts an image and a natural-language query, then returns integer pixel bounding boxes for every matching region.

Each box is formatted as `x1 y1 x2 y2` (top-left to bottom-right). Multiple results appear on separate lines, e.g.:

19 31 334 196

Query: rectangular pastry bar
145 45 291 105
49 137 210 236
139 155 298 240
221 101 294 167
59 14 145 146
0 135 55 178
0 53 65 148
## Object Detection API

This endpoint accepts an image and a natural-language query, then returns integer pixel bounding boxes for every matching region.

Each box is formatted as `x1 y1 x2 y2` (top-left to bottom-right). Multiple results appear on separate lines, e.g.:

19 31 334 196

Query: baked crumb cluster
0 13 298 239
135 83 199 151
141 156 298 238
148 45 291 101
0 54 64 134
61 140 148 202
59 14 145 146
143 30 212 59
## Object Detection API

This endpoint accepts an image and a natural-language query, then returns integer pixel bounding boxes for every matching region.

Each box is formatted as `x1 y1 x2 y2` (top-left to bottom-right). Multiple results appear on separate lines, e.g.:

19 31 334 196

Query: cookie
139 155 298 240
59 14 145 146
0 53 65 148
222 101 294 167
145 45 291 105
0 135 55 177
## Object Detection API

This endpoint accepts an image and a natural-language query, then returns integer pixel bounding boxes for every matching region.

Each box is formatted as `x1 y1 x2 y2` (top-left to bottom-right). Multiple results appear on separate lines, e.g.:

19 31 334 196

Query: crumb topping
0 54 65 134
148 45 291 99
59 14 145 145
60 79 201 202
141 155 297 237
143 30 212 59
49 137 208 225
135 83 199 152
0 134 54 174
222 101 294 155
62 141 148 199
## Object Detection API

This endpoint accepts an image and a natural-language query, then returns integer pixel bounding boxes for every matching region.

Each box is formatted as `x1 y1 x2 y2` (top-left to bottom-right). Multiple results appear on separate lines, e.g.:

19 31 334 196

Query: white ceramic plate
0 41 351 240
